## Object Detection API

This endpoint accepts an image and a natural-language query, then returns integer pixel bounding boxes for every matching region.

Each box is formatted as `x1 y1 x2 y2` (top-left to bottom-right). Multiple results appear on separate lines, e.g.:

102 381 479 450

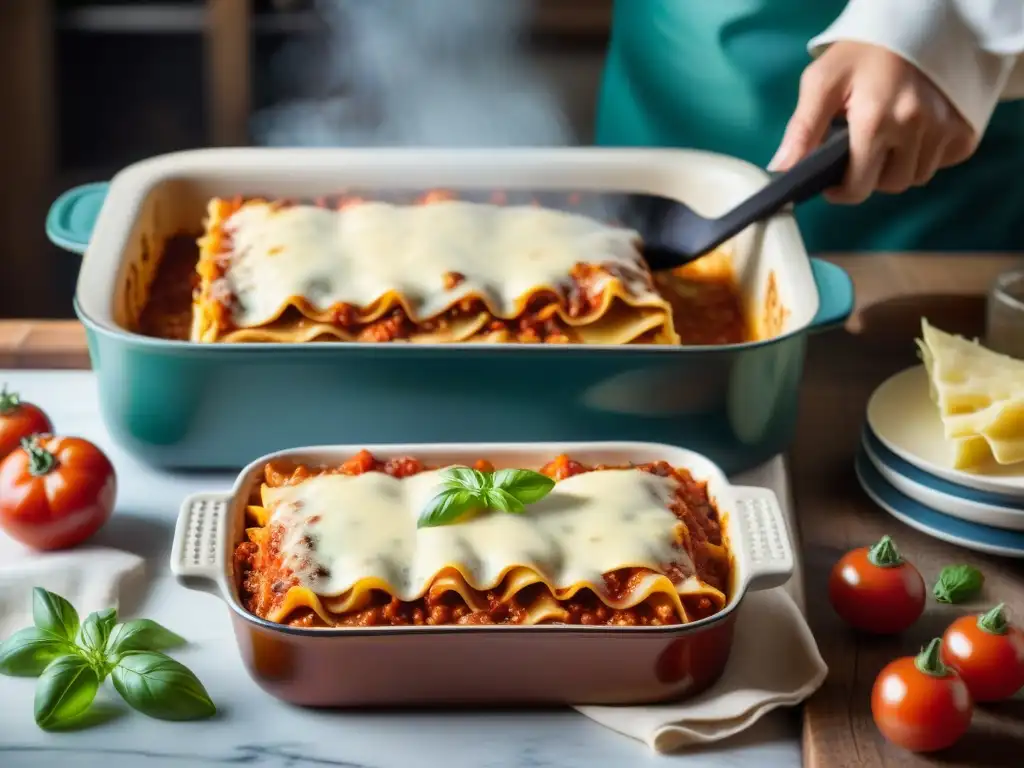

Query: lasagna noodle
234 453 730 627
192 197 679 344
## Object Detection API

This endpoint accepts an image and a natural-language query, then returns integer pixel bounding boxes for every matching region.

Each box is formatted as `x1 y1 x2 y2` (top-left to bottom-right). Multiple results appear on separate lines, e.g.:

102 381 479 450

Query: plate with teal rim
855 450 1024 558
862 426 1024 531
865 366 1024 498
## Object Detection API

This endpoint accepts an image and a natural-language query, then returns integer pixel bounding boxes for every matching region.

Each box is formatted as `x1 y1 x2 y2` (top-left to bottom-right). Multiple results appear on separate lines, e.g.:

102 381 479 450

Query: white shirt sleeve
808 0 1024 136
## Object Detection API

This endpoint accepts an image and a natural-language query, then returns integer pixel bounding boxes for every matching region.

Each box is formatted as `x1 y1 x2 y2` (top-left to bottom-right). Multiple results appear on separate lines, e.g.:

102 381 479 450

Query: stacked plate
857 366 1024 557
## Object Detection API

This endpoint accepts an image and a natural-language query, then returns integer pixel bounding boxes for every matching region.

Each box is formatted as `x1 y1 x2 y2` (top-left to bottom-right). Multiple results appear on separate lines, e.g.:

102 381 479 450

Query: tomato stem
867 535 904 568
0 384 20 415
21 435 56 477
914 638 950 677
978 603 1009 635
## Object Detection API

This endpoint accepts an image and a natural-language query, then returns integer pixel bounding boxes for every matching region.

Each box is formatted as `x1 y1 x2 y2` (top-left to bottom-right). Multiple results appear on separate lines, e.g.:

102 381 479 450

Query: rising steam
253 0 575 147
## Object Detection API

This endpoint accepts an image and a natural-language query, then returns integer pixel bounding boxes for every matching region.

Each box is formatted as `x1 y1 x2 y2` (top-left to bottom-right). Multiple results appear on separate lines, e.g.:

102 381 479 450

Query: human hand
769 41 978 204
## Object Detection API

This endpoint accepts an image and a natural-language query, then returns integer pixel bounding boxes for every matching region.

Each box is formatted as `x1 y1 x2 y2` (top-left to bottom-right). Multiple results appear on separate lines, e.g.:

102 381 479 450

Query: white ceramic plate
855 451 1024 559
865 365 1024 498
862 427 1024 531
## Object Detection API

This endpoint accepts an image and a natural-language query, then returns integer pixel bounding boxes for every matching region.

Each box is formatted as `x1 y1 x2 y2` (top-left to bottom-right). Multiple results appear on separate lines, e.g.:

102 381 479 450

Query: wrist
809 0 1016 135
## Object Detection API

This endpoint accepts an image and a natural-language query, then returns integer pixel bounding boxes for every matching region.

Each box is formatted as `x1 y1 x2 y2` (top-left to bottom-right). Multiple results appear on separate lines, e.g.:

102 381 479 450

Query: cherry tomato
829 535 926 634
872 638 973 753
941 603 1024 702
0 435 116 551
0 385 52 461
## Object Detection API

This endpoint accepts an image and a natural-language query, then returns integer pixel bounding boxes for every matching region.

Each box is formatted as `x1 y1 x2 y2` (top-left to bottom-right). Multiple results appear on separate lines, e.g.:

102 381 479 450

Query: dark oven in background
3 0 608 319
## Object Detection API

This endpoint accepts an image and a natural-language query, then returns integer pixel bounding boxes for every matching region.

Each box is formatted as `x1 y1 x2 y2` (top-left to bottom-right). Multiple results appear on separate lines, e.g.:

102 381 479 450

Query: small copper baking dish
170 440 794 706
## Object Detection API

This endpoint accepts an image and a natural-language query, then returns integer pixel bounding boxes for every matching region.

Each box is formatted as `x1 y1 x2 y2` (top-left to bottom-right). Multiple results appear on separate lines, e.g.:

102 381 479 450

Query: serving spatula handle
702 121 851 253
772 119 852 205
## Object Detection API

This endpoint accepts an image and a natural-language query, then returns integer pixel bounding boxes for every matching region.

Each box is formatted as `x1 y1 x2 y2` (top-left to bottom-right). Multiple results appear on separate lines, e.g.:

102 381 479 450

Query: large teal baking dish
47 147 853 472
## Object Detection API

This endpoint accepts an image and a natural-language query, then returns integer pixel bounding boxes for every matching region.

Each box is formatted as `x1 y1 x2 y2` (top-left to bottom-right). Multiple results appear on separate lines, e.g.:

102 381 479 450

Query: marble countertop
0 371 803 768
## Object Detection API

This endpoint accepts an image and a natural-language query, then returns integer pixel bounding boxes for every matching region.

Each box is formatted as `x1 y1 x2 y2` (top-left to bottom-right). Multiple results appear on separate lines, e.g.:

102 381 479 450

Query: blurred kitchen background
0 0 610 318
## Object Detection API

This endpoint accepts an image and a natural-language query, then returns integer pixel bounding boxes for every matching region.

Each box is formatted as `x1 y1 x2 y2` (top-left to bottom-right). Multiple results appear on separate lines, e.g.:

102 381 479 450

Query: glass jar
985 268 1024 359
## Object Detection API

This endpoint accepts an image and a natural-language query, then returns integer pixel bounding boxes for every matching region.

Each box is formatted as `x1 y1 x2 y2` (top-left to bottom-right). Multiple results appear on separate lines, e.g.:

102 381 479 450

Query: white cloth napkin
574 587 827 753
0 532 145 640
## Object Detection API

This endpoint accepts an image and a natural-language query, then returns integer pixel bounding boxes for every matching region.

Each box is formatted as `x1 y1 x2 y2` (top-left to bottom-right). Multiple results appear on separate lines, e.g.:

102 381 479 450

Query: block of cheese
916 318 1024 468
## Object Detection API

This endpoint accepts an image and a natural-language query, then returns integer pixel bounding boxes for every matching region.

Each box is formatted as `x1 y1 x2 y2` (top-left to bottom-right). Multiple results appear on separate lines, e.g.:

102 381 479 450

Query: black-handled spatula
621 122 851 271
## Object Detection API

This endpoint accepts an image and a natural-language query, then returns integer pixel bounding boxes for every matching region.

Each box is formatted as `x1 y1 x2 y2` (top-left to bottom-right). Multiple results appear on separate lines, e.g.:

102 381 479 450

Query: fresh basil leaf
0 627 69 677
76 608 118 655
492 469 555 505
106 619 186 657
933 564 985 604
417 488 480 528
439 466 487 491
32 588 80 641
34 655 100 730
485 487 525 514
111 651 216 721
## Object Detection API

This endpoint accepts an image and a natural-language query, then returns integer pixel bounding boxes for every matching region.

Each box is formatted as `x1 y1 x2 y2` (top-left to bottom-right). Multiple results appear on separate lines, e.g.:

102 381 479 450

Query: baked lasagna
191 196 681 344
233 450 731 628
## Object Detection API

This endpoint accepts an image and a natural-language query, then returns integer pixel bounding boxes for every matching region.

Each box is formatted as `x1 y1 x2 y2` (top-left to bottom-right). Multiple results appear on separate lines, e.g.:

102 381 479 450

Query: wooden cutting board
792 253 1024 768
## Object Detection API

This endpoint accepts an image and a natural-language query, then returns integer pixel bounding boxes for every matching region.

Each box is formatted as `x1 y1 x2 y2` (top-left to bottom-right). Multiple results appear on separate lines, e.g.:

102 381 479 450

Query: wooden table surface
2 252 1023 767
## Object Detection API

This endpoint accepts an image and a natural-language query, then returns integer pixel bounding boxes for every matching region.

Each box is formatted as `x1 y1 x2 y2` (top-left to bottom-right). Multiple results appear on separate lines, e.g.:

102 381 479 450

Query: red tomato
0 435 116 551
872 638 973 753
829 535 926 634
941 603 1024 702
0 385 52 461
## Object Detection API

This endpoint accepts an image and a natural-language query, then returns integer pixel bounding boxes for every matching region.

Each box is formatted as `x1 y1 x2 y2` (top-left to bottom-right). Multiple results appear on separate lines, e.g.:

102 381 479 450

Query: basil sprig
417 466 556 528
0 587 214 730
933 564 985 604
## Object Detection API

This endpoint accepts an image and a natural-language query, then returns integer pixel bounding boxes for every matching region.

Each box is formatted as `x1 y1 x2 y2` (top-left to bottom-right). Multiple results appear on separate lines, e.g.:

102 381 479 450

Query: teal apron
596 0 1024 252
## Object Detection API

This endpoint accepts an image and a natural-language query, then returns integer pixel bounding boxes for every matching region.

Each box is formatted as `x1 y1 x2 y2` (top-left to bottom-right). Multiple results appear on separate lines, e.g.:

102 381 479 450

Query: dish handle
730 486 795 592
45 182 110 255
170 491 230 596
808 258 854 333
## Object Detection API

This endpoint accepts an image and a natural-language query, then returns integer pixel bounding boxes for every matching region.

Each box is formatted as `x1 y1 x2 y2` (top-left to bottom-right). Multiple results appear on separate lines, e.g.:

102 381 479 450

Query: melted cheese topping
917 318 1024 467
221 200 659 328
264 467 691 601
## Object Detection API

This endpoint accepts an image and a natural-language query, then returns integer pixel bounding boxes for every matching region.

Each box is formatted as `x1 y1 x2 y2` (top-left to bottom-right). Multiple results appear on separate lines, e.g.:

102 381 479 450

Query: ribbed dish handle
170 492 230 594
731 486 795 592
